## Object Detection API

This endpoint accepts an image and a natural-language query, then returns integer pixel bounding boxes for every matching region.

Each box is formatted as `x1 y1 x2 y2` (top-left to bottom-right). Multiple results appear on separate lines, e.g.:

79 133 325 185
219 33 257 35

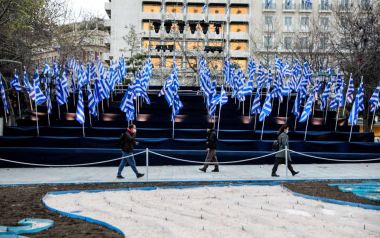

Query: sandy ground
43 185 380 238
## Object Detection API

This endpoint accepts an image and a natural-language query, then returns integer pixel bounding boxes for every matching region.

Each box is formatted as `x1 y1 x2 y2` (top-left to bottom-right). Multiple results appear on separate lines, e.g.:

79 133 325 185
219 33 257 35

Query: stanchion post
145 148 149 181
285 146 288 178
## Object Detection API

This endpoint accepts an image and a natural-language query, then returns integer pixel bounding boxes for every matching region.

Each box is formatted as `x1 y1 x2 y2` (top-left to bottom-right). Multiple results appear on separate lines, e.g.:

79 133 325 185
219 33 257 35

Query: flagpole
324 100 329 125
29 98 33 111
304 116 309 141
17 92 21 118
82 123 85 137
172 104 175 139
242 100 245 116
47 106 51 127
57 103 61 120
334 107 340 132
294 117 298 131
342 100 347 118
348 123 354 142
370 111 376 132
277 98 281 116
285 94 290 122
248 93 253 119
65 103 68 113
35 102 39 136
217 102 222 139
254 114 257 131
260 118 265 141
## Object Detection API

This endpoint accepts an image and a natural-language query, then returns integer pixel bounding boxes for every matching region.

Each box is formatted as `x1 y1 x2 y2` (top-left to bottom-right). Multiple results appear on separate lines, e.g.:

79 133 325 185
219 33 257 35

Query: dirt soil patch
0 180 378 237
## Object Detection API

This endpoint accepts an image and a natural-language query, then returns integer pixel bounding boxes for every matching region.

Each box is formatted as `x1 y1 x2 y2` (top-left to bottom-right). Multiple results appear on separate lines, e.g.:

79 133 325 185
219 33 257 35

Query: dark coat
120 130 136 153
275 132 291 161
206 129 217 149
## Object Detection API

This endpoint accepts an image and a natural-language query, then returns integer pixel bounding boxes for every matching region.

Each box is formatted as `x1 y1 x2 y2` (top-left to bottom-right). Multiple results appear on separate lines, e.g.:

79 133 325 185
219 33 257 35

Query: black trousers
272 157 295 174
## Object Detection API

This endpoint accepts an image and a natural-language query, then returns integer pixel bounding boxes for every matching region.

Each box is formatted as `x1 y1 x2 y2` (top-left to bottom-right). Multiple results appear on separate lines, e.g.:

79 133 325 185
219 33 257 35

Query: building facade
105 0 372 82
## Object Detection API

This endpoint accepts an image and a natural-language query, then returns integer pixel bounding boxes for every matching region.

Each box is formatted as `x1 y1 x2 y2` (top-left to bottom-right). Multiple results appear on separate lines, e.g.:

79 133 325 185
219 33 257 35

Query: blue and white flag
259 90 272 121
76 90 85 124
257 65 266 89
202 3 208 13
250 89 262 115
120 84 136 121
292 92 301 118
172 93 183 121
0 76 9 114
299 92 315 123
11 70 22 92
87 85 97 117
56 72 69 106
320 81 331 110
33 68 47 105
345 73 355 104
23 67 35 100
369 82 380 113
348 80 364 125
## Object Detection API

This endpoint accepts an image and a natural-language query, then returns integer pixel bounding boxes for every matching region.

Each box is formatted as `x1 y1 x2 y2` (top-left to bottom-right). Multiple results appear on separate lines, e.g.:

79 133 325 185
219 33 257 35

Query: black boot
271 172 280 177
292 171 299 176
211 166 219 172
199 166 207 172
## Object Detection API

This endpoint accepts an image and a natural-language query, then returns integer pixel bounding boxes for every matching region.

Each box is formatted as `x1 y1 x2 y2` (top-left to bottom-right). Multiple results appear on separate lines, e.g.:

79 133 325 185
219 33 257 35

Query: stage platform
0 163 379 185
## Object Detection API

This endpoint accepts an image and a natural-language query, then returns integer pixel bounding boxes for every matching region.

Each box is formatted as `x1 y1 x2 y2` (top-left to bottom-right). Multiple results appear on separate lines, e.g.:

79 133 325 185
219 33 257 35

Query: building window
320 17 329 31
231 58 248 71
319 35 329 50
360 0 371 10
300 16 309 31
320 0 331 10
209 5 225 14
187 41 201 50
151 57 160 68
230 23 248 33
264 16 274 31
284 37 293 49
299 37 309 49
231 5 249 14
143 4 161 13
166 4 183 13
283 0 294 10
188 4 202 14
339 0 350 10
300 0 312 10
230 41 248 51
142 22 153 31
209 23 224 34
284 16 292 31
264 35 273 49
142 39 160 49
263 0 276 9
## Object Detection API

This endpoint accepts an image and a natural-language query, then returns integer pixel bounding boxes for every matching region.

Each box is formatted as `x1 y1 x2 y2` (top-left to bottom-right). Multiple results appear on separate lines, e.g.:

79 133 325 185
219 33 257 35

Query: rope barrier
148 150 284 164
0 151 146 167
288 150 380 162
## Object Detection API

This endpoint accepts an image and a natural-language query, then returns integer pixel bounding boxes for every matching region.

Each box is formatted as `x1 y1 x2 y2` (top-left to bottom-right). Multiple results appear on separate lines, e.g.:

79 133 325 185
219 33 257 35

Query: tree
330 2 380 130
123 24 145 76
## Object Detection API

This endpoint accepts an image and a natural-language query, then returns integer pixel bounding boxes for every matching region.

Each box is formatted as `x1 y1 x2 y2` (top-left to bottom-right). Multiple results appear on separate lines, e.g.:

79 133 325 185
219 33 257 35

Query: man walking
199 128 219 172
117 124 144 179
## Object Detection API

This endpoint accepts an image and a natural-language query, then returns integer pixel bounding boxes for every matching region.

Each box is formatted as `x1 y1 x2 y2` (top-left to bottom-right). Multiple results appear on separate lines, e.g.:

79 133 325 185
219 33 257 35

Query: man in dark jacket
117 124 144 179
272 124 299 177
199 128 219 172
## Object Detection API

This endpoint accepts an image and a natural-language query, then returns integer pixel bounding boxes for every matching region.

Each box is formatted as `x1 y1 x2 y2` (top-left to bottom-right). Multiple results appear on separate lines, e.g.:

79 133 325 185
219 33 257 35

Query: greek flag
120 85 135 121
320 82 332 110
70 72 76 93
271 75 283 102
23 67 35 100
172 93 183 121
34 69 47 105
211 86 228 106
292 92 301 118
346 73 355 104
299 92 315 123
87 85 97 117
46 87 52 114
42 63 50 77
250 89 262 115
94 78 108 103
0 76 9 114
348 80 364 125
56 72 69 105
98 61 105 79
223 58 231 86
247 58 256 83
266 68 273 89
259 91 272 121
369 83 380 113
10 70 22 92
76 90 85 124
257 65 266 89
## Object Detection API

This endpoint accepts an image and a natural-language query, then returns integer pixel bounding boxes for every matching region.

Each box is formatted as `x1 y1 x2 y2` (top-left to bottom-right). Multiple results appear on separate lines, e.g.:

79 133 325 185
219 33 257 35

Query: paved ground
1 163 379 185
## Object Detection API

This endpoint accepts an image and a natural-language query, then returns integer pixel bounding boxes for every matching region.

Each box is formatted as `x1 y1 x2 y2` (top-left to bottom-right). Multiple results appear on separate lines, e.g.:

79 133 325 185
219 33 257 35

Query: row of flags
1 55 379 128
